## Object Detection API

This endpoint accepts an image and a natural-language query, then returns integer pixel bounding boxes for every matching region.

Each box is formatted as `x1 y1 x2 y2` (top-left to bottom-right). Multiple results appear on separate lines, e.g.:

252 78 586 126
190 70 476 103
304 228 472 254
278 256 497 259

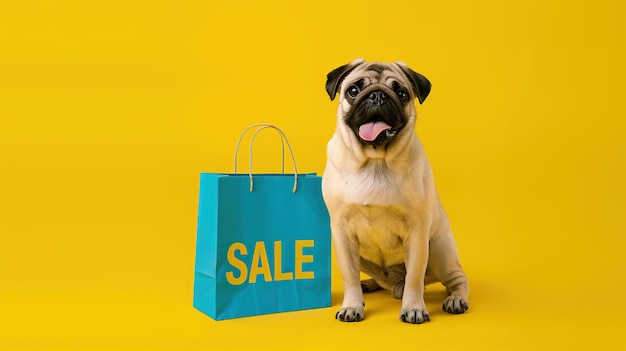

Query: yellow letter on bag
249 242 272 283
295 240 315 279
226 243 248 285
273 241 294 281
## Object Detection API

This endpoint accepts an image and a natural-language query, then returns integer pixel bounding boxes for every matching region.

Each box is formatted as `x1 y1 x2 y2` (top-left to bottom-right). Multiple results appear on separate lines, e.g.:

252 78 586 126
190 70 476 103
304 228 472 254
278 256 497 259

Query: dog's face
326 58 431 149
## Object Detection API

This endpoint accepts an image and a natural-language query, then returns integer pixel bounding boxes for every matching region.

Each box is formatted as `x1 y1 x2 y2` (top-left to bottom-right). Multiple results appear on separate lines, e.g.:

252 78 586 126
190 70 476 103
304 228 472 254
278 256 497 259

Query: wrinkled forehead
343 62 407 87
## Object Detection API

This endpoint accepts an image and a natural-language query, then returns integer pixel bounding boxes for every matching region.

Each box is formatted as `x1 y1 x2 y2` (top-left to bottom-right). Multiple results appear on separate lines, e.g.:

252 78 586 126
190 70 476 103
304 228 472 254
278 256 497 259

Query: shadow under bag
193 124 331 320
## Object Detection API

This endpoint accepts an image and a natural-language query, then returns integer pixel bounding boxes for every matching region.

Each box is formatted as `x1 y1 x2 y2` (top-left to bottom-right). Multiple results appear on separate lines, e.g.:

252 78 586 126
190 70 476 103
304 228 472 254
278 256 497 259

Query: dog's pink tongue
359 121 391 141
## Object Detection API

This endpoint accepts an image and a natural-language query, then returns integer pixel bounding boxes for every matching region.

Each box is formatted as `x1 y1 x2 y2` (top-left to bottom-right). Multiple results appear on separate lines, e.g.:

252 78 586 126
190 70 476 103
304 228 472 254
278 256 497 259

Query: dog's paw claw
336 306 365 322
442 296 469 314
399 308 430 324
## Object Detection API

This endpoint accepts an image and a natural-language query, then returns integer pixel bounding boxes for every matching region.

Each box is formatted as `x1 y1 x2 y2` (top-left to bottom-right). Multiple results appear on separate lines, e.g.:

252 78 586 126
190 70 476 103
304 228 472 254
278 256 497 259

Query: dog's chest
345 204 411 266
342 161 406 206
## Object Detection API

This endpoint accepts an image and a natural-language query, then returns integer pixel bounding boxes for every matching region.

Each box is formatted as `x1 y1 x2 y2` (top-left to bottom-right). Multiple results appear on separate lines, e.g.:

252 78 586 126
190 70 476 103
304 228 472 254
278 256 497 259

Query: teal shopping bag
193 125 331 320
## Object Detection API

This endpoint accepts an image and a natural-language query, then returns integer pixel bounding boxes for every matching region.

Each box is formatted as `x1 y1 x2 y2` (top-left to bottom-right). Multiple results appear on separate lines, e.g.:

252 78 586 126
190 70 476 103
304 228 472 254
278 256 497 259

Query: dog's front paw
399 308 430 324
336 306 364 322
442 295 469 314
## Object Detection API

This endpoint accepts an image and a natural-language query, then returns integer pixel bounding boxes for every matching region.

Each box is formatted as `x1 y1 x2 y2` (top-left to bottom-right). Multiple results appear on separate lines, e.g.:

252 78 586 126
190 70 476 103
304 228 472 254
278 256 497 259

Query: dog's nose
368 91 387 105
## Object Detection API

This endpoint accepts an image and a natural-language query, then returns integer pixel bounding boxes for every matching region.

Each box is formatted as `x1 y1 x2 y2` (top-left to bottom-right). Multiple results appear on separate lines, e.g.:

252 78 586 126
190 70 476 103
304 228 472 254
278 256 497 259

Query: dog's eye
347 85 360 98
397 89 408 102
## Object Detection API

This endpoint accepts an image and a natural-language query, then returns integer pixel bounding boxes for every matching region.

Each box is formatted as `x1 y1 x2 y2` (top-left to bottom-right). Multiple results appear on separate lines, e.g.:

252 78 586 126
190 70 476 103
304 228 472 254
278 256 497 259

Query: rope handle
233 124 299 193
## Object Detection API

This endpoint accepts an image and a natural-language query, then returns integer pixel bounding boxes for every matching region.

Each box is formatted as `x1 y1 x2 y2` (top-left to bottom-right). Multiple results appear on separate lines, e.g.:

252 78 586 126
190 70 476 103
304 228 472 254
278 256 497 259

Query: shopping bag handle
233 124 299 193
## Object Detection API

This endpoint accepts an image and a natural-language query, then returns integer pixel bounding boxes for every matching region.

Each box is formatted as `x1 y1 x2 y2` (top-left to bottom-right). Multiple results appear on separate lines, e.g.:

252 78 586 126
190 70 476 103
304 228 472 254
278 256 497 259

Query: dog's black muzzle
346 85 407 147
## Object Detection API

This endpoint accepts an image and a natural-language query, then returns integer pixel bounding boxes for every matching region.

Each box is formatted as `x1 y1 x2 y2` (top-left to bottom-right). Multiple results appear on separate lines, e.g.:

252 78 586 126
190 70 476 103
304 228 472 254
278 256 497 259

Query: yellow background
1 0 625 349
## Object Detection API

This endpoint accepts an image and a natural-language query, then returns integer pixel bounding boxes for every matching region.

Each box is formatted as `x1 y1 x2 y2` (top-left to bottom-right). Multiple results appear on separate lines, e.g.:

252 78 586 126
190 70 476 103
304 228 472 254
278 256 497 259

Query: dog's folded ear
394 62 432 105
325 58 365 101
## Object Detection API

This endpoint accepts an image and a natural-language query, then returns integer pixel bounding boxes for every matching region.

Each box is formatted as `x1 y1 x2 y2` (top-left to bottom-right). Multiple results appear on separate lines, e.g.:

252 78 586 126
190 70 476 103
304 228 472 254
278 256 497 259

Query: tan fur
322 59 469 323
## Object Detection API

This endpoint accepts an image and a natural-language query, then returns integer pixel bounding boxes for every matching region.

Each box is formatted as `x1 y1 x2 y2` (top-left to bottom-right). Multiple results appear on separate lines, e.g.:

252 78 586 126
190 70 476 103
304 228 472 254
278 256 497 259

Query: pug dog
322 58 469 324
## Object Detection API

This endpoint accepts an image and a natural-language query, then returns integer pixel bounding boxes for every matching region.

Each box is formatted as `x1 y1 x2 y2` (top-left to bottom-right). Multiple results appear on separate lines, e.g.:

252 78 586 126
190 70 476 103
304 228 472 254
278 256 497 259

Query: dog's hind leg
391 281 404 299
361 279 382 293
427 230 470 314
